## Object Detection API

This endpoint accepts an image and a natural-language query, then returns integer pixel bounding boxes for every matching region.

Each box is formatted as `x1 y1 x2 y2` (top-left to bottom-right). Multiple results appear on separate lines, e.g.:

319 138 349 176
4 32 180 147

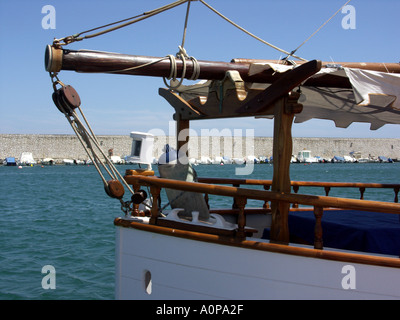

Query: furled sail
248 63 400 129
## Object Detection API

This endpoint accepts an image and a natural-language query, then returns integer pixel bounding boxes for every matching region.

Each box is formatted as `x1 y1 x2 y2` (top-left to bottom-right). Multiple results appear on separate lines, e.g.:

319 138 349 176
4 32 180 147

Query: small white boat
199 156 212 164
41 158 55 165
297 150 319 163
63 159 74 165
110 155 124 164
232 158 245 165
19 152 36 166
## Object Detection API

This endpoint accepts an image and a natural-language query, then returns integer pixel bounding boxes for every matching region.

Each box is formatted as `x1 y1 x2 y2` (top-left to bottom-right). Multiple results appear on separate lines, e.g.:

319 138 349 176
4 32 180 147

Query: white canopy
248 63 400 129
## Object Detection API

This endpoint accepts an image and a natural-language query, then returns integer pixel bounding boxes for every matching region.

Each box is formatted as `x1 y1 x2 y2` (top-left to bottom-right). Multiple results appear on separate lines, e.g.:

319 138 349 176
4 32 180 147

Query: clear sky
0 0 399 138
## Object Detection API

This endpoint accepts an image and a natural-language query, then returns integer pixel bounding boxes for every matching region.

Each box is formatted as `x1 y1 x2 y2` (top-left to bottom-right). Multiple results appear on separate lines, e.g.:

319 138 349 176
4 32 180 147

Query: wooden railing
197 177 400 208
124 174 400 249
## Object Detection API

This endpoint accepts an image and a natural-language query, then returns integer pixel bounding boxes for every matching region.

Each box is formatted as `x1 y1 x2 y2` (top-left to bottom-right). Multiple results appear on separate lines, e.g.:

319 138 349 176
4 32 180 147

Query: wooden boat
44 1 400 300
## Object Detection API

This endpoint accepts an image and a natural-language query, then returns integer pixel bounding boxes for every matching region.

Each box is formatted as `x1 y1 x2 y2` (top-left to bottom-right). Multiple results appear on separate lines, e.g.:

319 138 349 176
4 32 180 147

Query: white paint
115 224 400 300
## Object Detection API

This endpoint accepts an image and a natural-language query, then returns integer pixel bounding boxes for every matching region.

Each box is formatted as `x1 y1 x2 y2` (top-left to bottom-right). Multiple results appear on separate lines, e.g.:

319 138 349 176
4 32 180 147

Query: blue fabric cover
262 210 400 256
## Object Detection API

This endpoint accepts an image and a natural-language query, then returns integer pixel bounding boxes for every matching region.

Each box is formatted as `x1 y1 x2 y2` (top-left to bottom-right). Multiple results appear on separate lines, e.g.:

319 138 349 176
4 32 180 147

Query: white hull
115 224 400 300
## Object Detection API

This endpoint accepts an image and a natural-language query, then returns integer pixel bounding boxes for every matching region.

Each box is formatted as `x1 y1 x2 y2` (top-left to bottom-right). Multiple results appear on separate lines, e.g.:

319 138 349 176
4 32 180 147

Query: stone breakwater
1 134 399 162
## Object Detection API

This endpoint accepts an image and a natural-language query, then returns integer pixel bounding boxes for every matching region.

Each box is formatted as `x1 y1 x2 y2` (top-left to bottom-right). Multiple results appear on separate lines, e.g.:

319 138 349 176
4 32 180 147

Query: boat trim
114 218 400 269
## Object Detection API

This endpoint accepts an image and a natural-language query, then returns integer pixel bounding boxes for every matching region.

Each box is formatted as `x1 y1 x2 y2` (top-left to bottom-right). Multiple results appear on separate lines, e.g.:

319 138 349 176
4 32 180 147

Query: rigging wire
198 0 307 62
283 0 353 61
53 0 191 46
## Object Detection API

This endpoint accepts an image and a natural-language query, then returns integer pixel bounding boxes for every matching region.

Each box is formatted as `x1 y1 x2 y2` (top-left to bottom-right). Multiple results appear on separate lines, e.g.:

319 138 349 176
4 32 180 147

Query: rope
53 0 191 46
198 0 307 62
50 77 136 197
284 0 352 61
162 0 201 90
162 46 200 90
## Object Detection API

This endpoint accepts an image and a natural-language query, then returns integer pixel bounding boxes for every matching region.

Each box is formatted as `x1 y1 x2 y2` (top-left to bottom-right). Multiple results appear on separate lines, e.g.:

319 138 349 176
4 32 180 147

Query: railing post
359 187 365 200
324 186 331 196
235 196 247 239
149 186 161 225
232 184 240 209
132 183 141 216
394 187 399 203
292 185 299 208
313 206 324 250
263 185 270 209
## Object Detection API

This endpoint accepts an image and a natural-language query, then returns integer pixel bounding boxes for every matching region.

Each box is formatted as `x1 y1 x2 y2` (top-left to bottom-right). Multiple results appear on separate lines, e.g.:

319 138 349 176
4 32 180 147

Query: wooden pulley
61 85 81 109
105 179 125 199
52 85 81 115
52 89 68 114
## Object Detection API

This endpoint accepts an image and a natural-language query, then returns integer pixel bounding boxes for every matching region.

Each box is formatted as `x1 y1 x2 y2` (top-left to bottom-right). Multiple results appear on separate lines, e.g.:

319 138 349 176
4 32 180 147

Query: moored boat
19 152 36 166
44 0 400 300
4 157 17 166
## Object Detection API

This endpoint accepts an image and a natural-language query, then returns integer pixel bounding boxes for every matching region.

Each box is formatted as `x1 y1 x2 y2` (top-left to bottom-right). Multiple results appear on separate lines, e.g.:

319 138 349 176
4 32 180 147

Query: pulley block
52 85 81 115
105 179 125 199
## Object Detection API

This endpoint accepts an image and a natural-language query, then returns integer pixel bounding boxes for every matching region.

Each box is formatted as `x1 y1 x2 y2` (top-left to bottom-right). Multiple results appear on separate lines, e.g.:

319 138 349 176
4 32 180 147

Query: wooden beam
269 93 299 244
236 60 321 114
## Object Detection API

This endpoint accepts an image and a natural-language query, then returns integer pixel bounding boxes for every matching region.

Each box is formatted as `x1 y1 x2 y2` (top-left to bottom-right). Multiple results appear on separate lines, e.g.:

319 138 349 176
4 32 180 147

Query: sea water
0 162 399 300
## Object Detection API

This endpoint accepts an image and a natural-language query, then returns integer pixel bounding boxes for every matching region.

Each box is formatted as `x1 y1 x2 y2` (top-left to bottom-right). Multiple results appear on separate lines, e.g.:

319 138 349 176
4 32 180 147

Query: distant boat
245 155 259 164
63 159 74 165
378 156 393 163
4 157 16 166
232 158 245 165
199 156 212 164
110 155 124 164
343 155 356 163
221 156 232 164
297 150 318 163
19 152 36 166
41 158 55 165
211 156 224 164
332 155 345 163
73 159 85 165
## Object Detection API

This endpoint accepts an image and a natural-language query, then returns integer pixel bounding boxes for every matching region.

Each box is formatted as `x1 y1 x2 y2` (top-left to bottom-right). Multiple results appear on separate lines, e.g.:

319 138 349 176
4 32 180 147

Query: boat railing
197 177 400 209
124 174 400 249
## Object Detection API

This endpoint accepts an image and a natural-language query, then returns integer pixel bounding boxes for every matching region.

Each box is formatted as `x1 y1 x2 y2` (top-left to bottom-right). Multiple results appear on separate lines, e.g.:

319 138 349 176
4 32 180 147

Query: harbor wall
1 134 399 162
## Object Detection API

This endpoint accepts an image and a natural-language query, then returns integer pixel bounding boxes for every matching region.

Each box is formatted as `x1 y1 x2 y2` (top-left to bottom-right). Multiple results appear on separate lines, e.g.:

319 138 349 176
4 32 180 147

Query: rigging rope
53 0 191 46
283 0 353 61
53 0 308 64
198 0 307 62
50 75 135 207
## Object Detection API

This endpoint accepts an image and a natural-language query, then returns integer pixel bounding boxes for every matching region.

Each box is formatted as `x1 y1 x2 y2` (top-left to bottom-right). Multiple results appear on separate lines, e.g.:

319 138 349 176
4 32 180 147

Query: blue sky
0 0 399 138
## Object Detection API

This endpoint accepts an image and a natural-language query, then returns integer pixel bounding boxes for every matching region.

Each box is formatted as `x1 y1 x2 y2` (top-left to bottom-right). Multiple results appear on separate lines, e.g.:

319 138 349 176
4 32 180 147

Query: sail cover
248 63 400 130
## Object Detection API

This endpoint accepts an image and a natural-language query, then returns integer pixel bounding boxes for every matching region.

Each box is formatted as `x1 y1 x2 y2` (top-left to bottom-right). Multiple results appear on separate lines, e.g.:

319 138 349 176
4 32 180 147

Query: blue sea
1 162 399 300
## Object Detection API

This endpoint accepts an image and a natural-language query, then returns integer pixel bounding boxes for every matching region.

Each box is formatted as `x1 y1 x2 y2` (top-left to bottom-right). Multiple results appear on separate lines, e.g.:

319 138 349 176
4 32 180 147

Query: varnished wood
313 206 324 250
46 46 400 89
236 60 320 114
197 177 400 203
124 174 400 214
149 185 161 224
269 95 296 244
235 196 247 238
